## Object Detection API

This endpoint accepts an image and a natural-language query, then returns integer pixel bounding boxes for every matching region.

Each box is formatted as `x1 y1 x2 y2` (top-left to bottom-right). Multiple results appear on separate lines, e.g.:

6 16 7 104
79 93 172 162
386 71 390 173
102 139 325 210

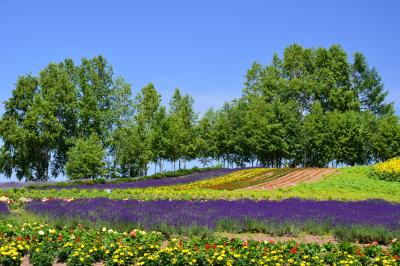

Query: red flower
269 240 275 244
372 241 378 245
16 236 23 241
291 247 297 254
58 235 63 241
212 243 217 249
76 236 81 243
243 241 248 247
205 243 211 250
129 230 136 238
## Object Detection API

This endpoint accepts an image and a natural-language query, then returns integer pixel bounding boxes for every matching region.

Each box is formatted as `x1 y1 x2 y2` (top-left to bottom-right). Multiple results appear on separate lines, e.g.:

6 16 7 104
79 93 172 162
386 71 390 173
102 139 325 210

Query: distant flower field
43 168 237 190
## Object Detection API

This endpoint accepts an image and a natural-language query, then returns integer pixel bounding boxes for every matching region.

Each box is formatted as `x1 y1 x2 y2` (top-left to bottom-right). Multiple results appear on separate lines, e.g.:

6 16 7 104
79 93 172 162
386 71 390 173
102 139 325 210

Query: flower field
2 166 400 264
0 221 400 266
25 198 400 235
371 157 400 182
177 168 336 191
180 168 287 190
41 168 237 190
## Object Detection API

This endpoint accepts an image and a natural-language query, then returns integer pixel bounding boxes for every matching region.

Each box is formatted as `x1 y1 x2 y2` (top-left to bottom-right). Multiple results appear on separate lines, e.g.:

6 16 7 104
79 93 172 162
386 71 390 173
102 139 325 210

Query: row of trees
1 44 399 181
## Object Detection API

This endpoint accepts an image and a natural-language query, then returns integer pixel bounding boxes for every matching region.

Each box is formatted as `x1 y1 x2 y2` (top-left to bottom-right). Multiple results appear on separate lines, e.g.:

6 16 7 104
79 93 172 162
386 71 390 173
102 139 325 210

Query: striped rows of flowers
371 157 400 182
1 221 400 266
179 168 296 190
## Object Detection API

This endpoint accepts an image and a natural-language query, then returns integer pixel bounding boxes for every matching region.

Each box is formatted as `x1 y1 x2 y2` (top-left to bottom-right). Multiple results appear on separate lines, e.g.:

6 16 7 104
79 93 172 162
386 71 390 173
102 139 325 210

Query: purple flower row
43 168 237 190
26 198 400 230
0 202 9 215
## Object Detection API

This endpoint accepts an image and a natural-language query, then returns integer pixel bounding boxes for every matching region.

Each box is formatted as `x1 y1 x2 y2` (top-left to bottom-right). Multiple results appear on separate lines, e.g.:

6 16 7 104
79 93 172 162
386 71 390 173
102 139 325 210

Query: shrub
370 157 400 182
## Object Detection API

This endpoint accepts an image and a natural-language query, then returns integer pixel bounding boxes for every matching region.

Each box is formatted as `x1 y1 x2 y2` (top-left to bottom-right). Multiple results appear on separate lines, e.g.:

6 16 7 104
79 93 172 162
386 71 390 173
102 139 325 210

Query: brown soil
245 168 338 190
21 256 104 266
214 232 390 248
215 232 338 245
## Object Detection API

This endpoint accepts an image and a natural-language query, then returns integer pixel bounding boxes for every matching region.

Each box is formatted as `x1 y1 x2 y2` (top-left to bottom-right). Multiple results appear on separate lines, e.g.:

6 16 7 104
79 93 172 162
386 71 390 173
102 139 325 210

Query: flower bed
180 168 289 190
26 198 400 232
371 157 400 182
1 221 400 266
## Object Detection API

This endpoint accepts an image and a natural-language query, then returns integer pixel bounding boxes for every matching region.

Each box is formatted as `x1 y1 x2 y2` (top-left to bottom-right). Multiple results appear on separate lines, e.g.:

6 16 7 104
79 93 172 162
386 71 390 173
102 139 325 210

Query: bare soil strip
245 168 337 190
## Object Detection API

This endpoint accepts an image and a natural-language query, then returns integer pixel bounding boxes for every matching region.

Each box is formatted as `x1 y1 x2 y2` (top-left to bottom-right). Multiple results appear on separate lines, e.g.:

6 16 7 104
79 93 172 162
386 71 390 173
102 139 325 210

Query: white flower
108 229 113 233
0 196 10 202
19 197 32 203
102 227 107 232
38 230 45 236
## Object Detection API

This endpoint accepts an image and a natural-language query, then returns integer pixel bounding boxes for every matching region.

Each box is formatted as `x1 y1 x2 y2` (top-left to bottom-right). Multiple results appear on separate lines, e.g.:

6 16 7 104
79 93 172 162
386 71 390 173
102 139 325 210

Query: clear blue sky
0 0 399 182
0 0 399 115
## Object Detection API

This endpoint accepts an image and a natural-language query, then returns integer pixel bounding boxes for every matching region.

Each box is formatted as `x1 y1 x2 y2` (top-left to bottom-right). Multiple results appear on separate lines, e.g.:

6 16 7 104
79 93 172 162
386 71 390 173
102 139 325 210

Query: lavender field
26 198 400 230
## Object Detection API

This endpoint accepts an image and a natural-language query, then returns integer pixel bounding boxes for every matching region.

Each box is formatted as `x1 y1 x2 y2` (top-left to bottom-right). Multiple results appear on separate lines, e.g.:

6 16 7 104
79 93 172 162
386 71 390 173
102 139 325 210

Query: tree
77 56 115 142
300 103 332 167
371 114 400 161
197 108 218 165
167 89 198 169
0 75 40 180
328 111 373 166
351 53 393 116
65 134 105 179
150 106 169 172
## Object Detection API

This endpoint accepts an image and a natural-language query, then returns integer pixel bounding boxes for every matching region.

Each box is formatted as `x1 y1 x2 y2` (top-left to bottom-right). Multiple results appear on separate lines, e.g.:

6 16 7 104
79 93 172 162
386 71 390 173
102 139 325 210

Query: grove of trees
1 44 399 181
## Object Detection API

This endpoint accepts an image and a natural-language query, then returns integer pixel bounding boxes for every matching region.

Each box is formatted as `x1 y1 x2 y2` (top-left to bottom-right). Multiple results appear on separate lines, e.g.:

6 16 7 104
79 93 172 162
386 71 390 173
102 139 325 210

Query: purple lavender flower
0 202 10 215
43 168 236 190
25 198 400 229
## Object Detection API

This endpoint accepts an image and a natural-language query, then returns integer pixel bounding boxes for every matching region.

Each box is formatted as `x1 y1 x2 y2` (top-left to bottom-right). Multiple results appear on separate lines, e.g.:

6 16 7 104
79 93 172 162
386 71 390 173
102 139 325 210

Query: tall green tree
351 52 393 115
167 89 198 169
65 134 106 179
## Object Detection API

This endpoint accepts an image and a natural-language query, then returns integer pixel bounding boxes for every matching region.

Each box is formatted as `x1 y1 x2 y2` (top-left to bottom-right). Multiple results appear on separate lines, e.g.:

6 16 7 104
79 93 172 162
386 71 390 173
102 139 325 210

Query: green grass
283 166 400 202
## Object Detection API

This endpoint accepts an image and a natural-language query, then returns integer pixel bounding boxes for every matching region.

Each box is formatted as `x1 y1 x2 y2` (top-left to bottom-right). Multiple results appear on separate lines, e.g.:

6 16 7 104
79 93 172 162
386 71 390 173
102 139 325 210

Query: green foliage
65 134 106 179
370 157 400 182
1 45 400 182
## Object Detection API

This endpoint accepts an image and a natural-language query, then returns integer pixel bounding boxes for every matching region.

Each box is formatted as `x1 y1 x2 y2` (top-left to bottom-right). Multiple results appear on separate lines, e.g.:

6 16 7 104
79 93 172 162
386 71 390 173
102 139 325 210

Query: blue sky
0 0 399 115
0 0 399 181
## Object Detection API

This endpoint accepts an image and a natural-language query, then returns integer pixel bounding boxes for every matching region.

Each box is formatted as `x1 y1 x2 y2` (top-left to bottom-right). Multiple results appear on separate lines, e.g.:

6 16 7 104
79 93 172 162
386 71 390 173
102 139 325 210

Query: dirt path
245 168 338 190
215 232 337 245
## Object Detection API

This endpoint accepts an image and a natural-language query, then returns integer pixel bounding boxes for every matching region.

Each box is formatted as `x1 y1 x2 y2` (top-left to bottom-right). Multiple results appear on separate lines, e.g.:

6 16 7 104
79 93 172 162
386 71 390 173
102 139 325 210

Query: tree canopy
1 45 399 181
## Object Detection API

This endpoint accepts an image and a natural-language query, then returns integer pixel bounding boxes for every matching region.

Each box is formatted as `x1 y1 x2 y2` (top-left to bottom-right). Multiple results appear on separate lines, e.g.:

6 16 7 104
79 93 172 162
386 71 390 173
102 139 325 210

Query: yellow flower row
180 168 272 190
